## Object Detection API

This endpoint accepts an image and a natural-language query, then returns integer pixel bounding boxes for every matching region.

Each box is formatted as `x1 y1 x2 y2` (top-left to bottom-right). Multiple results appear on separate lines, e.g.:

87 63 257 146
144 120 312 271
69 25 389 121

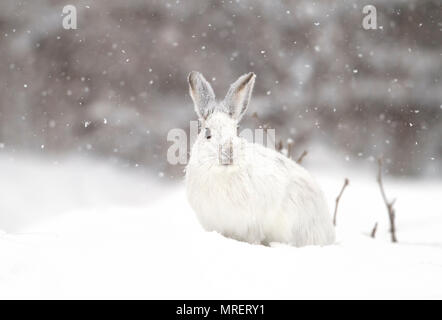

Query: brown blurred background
0 0 441 179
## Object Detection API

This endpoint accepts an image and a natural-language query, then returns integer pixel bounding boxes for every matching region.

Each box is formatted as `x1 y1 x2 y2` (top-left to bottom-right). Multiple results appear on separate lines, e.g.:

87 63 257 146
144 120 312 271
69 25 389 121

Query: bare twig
251 112 270 130
296 150 308 164
370 222 378 238
377 157 397 243
286 139 294 159
251 112 276 148
333 178 350 226
276 139 283 152
252 112 307 163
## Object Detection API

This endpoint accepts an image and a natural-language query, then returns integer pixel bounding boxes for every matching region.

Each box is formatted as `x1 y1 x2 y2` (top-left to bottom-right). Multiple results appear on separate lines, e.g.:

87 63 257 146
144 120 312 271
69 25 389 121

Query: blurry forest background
0 0 441 180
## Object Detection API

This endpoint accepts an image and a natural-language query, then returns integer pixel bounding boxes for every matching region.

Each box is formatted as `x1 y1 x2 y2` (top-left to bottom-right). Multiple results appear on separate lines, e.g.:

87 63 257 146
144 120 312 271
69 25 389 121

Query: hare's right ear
188 71 216 120
223 72 256 121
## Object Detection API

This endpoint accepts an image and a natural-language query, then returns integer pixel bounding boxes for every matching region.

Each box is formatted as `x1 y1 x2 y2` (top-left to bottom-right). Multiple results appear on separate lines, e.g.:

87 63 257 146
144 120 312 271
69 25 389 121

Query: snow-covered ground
0 153 441 299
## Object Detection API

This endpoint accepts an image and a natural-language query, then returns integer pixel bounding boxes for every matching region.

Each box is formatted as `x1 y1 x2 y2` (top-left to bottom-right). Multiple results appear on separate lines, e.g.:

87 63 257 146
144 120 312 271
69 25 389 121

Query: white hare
185 71 335 247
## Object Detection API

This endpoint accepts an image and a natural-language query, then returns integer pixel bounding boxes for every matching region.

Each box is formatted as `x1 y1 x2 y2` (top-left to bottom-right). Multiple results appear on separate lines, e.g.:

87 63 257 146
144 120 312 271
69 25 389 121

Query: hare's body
185 71 335 247
186 116 334 246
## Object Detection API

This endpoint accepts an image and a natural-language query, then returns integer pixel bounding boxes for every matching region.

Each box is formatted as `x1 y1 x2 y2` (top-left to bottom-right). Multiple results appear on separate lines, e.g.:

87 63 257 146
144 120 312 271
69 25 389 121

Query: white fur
185 72 335 247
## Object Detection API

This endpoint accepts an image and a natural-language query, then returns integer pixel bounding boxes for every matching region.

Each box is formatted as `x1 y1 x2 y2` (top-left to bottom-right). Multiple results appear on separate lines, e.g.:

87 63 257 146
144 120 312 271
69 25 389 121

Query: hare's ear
223 72 256 121
188 71 216 120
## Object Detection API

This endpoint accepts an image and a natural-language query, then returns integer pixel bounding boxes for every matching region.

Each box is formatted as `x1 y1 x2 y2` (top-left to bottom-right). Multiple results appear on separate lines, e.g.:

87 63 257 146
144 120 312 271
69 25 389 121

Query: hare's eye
205 128 212 140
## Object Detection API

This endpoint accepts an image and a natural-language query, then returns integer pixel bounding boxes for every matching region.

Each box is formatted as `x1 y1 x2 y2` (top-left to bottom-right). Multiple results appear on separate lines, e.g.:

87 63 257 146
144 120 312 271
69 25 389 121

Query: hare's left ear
188 71 216 120
222 72 256 121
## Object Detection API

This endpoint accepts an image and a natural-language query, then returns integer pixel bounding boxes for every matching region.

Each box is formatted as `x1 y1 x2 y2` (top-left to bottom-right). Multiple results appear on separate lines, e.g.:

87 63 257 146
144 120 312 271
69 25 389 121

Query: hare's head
188 71 256 166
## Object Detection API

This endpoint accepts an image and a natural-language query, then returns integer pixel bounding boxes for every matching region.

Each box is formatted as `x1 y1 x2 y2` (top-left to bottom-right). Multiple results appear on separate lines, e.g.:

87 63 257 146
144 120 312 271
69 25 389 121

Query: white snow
0 154 441 299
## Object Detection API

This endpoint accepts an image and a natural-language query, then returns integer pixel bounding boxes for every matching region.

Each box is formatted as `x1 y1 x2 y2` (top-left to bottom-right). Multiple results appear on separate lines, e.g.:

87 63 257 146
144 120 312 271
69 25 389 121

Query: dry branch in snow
287 139 294 159
333 178 349 226
370 222 378 238
296 150 308 164
251 112 308 163
377 158 398 243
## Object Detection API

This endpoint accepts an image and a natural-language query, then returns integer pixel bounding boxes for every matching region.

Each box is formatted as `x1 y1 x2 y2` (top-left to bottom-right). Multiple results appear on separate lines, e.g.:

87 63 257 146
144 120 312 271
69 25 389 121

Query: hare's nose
218 140 233 165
